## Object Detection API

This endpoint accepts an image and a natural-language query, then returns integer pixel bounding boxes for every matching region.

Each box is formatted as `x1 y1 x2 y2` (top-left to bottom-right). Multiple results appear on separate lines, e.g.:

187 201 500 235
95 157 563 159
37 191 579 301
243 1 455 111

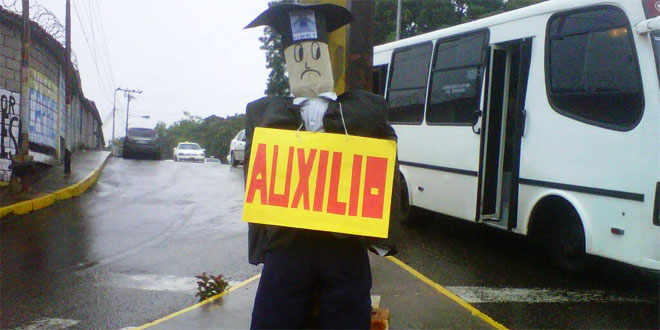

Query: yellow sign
243 127 396 238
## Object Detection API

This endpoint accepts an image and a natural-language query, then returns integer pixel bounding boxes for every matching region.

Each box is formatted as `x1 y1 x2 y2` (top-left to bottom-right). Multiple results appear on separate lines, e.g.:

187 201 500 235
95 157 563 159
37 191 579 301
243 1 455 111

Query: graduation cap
245 3 352 48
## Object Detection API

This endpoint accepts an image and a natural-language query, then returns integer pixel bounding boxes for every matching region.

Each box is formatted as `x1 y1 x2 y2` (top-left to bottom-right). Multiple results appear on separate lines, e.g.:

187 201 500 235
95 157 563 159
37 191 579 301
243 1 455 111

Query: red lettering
268 145 294 207
348 154 362 216
313 150 329 212
246 143 268 204
327 152 346 215
362 156 388 219
291 148 316 210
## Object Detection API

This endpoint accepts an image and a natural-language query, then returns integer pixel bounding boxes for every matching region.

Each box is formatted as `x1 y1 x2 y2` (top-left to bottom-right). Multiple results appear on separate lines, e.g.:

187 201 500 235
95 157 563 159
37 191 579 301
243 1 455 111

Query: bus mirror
472 110 482 135
472 110 482 125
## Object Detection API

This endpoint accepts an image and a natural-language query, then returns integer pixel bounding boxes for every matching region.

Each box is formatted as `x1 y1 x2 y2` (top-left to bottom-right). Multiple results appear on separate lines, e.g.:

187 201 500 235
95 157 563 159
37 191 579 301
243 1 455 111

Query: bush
195 272 229 302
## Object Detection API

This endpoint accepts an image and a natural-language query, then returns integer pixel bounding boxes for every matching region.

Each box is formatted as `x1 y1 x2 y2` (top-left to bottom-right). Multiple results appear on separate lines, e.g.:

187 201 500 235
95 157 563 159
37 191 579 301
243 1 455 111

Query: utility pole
118 88 142 138
65 0 71 146
63 0 72 173
346 0 374 91
125 93 132 138
111 87 120 143
10 0 32 188
16 0 31 164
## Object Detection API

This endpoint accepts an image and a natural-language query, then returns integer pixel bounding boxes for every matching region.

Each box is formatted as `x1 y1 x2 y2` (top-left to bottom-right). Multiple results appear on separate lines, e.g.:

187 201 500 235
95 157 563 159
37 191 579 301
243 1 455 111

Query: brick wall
0 20 21 93
0 11 103 181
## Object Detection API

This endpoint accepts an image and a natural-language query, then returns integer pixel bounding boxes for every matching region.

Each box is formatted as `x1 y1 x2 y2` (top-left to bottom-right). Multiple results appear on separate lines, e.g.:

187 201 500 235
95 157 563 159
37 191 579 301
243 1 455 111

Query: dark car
123 127 160 160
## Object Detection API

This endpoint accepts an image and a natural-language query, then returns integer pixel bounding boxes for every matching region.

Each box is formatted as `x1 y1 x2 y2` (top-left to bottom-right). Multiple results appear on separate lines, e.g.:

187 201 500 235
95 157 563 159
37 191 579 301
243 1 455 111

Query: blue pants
250 235 372 329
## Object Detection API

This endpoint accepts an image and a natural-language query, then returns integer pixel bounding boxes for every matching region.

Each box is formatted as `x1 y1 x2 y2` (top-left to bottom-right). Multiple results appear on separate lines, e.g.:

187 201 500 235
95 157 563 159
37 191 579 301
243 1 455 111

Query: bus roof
373 0 644 55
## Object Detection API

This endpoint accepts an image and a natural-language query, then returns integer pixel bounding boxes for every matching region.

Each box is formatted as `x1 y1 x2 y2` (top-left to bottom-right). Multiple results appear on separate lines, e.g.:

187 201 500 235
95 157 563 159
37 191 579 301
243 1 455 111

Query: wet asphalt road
2 157 658 329
1 157 258 329
388 212 659 329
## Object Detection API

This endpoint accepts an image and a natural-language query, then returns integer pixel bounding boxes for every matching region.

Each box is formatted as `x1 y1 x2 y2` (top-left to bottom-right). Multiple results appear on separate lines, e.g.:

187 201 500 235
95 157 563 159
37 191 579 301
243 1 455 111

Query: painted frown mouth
300 69 321 79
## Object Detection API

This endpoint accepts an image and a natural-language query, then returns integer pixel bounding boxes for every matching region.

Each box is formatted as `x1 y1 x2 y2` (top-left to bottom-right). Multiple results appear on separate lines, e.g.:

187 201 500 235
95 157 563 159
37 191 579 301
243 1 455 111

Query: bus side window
387 42 433 124
547 6 644 131
427 32 488 125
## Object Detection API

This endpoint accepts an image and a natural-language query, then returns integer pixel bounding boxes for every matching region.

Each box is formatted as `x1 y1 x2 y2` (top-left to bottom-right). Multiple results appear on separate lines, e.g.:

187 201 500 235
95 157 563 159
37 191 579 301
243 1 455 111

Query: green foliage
195 272 229 302
504 0 546 10
374 0 460 45
373 0 547 45
155 112 245 162
260 27 290 97
465 0 505 20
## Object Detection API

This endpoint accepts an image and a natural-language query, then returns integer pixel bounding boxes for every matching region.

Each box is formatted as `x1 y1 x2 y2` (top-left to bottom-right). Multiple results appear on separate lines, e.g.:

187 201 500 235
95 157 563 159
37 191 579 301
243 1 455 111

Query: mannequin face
284 40 334 98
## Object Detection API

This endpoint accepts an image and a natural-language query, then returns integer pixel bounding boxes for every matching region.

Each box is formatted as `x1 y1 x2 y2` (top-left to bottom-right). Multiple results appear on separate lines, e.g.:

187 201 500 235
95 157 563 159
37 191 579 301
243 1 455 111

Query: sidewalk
140 254 504 330
0 150 111 217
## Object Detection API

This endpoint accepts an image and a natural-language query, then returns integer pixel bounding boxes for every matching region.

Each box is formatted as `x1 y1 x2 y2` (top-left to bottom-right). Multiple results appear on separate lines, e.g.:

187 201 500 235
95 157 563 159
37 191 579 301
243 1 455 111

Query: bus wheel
397 173 422 226
550 206 587 272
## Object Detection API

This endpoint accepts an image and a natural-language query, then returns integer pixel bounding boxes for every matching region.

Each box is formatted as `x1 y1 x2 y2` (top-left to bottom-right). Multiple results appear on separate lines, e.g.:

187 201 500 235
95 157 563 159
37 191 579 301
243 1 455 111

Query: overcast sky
32 0 270 141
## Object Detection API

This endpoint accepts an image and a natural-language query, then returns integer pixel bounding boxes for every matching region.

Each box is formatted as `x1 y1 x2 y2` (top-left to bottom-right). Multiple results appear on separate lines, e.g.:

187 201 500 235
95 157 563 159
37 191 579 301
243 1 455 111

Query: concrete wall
0 9 103 182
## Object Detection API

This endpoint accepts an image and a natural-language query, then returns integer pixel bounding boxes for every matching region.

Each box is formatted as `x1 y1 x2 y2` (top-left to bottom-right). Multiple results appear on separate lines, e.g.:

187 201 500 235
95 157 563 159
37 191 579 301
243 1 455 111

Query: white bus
373 0 660 272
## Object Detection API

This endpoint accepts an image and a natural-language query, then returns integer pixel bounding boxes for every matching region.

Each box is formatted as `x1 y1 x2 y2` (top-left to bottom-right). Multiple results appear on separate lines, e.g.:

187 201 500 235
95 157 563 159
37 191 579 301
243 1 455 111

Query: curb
0 153 111 220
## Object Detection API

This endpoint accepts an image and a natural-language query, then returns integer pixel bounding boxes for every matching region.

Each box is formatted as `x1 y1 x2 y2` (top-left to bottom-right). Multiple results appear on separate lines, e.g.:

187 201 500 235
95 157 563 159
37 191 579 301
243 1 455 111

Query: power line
71 0 113 103
90 0 116 89
75 0 118 129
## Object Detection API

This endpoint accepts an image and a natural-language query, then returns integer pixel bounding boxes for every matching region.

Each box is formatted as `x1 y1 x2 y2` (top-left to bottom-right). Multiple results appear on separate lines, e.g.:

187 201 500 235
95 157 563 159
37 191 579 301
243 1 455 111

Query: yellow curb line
137 274 262 329
386 256 508 330
0 153 110 220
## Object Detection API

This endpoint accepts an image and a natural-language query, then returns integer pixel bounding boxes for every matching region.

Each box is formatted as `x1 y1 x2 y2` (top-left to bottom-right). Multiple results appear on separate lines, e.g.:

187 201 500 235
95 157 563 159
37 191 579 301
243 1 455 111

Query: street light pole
395 0 402 40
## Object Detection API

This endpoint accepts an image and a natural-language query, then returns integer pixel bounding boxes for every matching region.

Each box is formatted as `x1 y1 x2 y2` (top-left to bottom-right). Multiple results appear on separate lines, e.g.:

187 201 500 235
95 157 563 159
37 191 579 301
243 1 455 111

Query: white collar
293 92 338 105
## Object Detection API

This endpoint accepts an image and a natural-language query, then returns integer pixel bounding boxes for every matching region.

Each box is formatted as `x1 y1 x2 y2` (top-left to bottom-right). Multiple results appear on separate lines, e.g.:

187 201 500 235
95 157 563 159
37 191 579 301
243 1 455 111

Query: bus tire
397 172 423 226
551 207 587 272
529 196 587 272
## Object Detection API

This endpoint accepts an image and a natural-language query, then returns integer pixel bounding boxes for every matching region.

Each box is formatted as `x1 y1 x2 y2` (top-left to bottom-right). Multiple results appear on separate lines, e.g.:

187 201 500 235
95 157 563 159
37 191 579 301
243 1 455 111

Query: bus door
479 38 531 229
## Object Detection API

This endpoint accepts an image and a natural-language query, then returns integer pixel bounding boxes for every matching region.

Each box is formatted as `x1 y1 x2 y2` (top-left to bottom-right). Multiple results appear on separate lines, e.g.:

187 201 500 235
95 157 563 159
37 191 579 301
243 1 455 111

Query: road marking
136 274 261 329
445 286 655 304
13 318 79 329
107 273 243 293
385 256 508 330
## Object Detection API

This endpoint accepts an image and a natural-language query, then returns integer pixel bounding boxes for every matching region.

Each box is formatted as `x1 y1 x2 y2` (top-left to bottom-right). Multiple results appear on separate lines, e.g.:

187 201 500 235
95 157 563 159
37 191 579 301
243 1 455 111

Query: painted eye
311 42 321 60
294 44 304 62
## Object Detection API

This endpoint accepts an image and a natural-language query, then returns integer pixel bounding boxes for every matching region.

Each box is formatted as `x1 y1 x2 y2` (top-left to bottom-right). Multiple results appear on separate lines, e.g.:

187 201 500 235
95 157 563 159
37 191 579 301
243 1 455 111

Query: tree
465 0 504 20
155 113 245 162
504 0 546 11
374 0 459 45
260 27 289 96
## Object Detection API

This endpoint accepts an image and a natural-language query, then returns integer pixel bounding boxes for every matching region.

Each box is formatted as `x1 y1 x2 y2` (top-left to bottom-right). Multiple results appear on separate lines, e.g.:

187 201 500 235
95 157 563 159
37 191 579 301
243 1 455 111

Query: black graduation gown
244 90 396 265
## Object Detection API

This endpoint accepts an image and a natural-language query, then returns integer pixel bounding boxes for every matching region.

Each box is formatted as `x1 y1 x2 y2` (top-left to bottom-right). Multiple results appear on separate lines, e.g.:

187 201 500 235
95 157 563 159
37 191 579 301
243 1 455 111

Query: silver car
173 142 205 162
229 129 246 167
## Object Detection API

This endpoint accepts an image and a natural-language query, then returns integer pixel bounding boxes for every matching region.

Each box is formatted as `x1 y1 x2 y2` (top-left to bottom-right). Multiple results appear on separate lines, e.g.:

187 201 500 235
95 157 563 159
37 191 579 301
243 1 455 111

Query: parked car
229 129 246 167
123 127 160 160
173 142 205 162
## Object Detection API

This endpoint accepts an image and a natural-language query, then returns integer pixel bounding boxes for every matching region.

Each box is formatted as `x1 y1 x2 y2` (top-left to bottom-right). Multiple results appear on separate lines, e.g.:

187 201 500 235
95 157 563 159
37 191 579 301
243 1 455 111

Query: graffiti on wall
29 69 58 157
1 88 20 182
